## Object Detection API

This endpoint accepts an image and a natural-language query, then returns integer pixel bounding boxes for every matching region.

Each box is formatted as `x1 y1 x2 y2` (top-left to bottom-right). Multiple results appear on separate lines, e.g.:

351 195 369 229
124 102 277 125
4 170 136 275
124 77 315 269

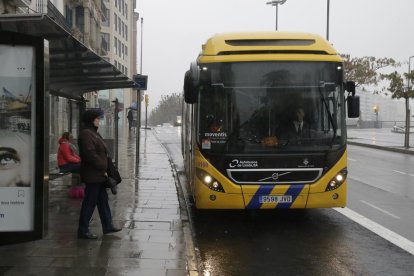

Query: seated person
279 106 311 142
57 132 81 173
261 106 312 146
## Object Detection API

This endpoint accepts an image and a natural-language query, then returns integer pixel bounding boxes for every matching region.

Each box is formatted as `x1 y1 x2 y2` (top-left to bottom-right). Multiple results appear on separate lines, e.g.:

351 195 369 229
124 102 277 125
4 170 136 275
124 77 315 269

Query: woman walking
77 109 122 239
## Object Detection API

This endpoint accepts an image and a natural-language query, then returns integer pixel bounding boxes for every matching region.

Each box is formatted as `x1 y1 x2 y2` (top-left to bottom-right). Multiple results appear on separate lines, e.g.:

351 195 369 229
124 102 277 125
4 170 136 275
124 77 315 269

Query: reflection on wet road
154 126 414 275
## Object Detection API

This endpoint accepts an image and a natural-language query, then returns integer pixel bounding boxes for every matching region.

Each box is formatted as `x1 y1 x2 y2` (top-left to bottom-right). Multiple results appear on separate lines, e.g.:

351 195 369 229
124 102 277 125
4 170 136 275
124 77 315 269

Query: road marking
348 158 357 162
335 207 414 255
360 200 400 219
392 170 414 177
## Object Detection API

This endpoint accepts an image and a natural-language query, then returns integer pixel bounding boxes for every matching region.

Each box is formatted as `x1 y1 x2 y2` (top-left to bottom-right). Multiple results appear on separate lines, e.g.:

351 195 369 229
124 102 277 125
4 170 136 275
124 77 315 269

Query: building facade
1 0 138 153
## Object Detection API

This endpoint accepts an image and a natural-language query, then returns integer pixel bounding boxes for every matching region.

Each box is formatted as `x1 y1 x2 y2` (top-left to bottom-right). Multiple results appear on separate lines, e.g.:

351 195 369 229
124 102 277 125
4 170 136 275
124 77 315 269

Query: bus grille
226 168 323 184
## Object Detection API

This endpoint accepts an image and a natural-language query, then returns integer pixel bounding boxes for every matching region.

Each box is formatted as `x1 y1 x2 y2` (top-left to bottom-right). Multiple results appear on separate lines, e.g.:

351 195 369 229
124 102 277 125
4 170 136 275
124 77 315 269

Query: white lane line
335 207 414 255
348 158 357 162
393 170 407 175
360 200 400 219
392 170 414 177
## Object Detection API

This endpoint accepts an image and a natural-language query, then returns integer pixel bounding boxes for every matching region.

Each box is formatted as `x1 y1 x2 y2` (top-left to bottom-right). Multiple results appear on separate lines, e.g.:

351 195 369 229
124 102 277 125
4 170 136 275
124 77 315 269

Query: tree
341 54 398 91
381 70 414 148
148 93 182 126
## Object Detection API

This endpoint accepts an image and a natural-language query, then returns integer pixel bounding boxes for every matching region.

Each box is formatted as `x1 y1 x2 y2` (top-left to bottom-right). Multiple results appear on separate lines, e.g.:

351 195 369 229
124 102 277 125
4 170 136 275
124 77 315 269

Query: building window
125 67 128 76
115 0 117 8
125 46 128 58
65 5 73 27
114 13 117 30
118 17 121 34
101 2 110 27
75 6 84 31
114 37 117 53
101 33 110 52
125 3 128 19
125 25 128 41
118 40 121 57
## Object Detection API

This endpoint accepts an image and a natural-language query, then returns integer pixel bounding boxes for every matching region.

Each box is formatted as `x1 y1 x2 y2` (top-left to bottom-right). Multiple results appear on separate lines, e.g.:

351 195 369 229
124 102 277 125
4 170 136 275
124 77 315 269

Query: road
347 144 414 242
153 125 414 276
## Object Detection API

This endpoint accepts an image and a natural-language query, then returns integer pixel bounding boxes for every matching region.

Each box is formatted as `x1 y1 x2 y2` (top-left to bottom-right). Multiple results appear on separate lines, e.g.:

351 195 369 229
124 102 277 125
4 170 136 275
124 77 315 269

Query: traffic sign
133 74 148 90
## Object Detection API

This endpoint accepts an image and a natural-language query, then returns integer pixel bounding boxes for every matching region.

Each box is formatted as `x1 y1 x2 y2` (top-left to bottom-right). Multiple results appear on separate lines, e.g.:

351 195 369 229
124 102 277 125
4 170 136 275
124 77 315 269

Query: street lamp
404 55 414 148
373 105 379 128
326 0 330 40
266 0 287 31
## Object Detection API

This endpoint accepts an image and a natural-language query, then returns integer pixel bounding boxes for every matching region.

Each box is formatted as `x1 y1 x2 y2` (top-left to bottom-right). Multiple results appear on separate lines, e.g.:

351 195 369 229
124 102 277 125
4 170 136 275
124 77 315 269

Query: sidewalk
347 128 414 154
0 129 197 276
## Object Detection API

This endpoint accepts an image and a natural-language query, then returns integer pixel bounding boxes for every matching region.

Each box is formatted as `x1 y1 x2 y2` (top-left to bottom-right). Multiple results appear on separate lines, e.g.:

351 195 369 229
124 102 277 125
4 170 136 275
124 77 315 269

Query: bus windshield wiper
318 81 337 148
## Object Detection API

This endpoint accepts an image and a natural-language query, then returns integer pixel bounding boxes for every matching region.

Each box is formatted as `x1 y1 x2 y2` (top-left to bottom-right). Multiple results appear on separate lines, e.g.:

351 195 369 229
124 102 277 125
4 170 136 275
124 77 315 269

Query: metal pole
140 18 143 74
135 90 140 171
275 4 278 30
145 97 148 129
113 98 119 166
136 18 144 172
405 56 413 148
266 1 287 30
326 0 330 40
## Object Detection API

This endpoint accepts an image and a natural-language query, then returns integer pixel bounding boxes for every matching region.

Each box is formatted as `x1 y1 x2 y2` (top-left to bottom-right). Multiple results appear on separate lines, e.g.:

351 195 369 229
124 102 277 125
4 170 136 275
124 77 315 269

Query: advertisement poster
0 45 35 231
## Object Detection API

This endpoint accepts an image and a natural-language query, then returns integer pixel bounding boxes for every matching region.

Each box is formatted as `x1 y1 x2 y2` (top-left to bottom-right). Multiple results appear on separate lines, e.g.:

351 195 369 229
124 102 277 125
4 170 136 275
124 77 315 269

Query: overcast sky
135 0 414 112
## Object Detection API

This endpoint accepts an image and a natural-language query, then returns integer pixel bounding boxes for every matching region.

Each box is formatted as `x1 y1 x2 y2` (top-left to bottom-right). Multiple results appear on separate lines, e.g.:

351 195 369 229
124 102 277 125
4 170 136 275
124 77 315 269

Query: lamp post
266 0 287 31
373 105 379 128
136 17 144 172
326 0 330 40
404 56 414 148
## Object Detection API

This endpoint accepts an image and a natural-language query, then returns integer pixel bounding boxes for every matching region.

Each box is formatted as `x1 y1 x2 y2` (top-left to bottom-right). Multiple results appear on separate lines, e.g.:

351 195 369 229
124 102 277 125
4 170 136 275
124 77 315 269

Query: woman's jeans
78 181 113 235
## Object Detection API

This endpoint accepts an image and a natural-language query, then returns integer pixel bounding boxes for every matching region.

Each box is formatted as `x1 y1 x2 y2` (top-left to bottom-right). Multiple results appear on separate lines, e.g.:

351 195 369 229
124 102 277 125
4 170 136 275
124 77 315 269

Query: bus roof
198 32 341 63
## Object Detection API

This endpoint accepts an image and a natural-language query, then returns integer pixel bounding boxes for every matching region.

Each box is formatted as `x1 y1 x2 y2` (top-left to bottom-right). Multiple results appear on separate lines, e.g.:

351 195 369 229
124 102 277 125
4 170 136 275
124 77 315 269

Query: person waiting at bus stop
57 132 81 173
77 109 122 239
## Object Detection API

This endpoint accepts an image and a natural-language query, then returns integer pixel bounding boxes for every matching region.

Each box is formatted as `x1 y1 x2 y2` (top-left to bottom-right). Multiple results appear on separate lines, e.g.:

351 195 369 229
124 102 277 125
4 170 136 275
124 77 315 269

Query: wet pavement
0 128 197 276
348 128 414 154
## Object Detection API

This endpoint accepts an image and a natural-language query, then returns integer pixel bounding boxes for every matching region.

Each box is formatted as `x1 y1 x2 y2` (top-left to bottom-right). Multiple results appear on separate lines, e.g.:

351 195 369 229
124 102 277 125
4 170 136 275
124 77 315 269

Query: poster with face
0 45 35 231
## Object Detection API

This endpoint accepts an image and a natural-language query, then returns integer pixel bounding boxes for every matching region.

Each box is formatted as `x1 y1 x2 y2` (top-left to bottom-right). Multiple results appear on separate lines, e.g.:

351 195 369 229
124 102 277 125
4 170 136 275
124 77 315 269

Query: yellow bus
182 32 359 209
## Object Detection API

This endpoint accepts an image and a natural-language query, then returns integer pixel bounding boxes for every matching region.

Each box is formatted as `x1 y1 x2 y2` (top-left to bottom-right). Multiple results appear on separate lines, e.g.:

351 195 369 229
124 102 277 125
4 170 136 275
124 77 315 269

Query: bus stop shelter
0 14 136 245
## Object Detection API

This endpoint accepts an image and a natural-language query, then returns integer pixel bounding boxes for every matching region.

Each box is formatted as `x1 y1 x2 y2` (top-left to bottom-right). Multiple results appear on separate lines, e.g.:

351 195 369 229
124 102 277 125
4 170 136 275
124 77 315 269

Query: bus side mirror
345 81 356 95
183 63 200 104
344 81 359 118
347 95 360 118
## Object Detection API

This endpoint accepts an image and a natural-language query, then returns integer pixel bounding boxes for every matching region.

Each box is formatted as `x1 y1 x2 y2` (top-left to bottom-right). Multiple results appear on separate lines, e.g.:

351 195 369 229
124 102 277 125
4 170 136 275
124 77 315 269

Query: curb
347 140 414 155
151 129 200 276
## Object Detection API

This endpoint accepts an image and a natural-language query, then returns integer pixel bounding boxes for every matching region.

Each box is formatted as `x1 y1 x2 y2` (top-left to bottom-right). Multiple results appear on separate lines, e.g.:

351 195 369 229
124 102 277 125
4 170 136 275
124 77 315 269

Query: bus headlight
196 168 225 193
325 168 348 192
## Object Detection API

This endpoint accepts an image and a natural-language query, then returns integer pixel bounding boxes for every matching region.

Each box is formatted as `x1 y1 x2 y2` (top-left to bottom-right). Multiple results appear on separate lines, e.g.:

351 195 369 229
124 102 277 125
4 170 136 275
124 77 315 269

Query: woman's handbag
107 157 121 184
106 157 121 195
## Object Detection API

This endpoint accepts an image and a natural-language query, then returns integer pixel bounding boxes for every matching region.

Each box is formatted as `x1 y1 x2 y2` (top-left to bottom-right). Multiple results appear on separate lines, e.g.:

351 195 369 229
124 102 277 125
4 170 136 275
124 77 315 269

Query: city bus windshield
197 61 346 154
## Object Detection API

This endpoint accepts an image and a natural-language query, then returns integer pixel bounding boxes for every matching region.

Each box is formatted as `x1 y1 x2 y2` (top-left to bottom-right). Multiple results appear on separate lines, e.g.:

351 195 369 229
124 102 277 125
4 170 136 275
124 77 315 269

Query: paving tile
0 129 194 276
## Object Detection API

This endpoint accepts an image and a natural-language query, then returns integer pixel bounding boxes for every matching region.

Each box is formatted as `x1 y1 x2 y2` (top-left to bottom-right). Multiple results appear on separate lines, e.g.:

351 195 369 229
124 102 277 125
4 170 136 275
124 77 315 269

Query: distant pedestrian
127 109 134 131
77 109 122 239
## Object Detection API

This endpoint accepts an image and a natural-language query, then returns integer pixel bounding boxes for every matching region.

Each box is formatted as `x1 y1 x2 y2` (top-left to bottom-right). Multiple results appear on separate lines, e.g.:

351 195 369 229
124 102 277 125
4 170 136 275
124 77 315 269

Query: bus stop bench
49 169 80 187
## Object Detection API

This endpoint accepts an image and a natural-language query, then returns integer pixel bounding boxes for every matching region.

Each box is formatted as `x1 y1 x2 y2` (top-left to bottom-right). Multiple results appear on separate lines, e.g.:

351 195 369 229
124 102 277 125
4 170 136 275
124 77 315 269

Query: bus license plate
260 195 292 204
